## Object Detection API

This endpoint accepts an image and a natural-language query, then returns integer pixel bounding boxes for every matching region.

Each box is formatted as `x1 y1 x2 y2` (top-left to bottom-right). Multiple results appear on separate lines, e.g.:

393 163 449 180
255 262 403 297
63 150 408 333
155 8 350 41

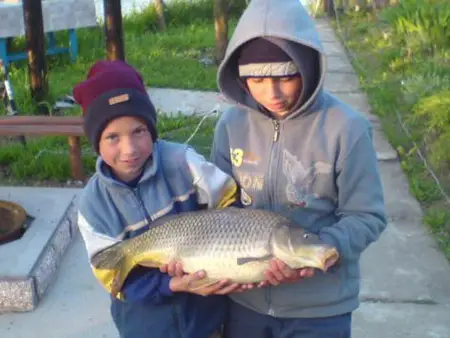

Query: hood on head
217 0 326 118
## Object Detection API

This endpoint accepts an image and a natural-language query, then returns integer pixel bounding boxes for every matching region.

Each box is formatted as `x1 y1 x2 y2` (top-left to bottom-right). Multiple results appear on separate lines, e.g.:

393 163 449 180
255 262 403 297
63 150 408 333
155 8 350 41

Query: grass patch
0 113 218 185
0 0 240 184
1 0 244 115
329 2 450 259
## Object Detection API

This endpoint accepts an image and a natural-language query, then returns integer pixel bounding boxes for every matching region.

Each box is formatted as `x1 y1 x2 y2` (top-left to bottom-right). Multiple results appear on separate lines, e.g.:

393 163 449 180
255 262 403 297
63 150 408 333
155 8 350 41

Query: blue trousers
223 300 352 338
111 293 226 338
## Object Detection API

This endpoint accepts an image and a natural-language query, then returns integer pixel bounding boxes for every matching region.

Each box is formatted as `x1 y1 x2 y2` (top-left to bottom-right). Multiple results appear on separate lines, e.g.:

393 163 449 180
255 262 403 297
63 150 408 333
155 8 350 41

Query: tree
214 0 228 65
104 0 125 61
154 0 167 31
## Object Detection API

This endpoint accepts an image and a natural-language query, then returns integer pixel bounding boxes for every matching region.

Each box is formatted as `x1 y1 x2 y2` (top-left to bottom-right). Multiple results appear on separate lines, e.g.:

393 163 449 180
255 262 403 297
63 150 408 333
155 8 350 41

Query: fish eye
303 233 310 239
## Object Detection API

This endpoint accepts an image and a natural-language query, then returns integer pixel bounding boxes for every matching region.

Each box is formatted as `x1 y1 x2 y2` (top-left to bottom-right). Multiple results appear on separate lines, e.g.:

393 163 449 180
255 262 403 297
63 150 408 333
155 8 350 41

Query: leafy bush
333 2 450 258
411 90 450 171
124 0 248 33
382 0 450 52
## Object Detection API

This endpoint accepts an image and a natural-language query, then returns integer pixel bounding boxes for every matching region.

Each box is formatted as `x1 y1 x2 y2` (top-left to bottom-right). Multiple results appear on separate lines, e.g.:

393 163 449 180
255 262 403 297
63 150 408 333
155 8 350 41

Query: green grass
0 113 218 185
329 2 450 259
0 0 242 184
1 0 244 115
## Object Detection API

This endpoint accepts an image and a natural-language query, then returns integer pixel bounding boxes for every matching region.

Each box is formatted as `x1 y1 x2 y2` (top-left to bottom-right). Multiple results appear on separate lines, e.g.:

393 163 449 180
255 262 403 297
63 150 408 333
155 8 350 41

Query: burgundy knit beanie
73 60 157 153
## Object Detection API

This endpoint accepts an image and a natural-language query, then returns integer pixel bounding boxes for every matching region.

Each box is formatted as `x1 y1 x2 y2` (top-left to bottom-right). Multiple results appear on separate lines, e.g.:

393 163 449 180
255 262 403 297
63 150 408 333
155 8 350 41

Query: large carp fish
91 207 339 297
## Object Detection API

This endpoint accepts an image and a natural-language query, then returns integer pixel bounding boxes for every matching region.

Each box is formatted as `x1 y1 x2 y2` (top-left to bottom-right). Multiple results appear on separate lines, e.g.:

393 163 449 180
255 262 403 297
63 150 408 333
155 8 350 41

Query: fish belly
181 256 269 283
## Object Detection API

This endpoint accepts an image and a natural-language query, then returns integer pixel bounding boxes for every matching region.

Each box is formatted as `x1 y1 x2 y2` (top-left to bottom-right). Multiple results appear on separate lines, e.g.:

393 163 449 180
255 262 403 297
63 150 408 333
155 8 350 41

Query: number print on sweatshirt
282 149 332 207
230 148 244 167
230 148 261 168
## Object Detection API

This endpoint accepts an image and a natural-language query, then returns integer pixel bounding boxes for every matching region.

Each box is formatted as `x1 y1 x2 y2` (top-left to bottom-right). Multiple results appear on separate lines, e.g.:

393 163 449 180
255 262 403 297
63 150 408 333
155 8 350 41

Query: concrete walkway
1 18 450 338
314 19 450 337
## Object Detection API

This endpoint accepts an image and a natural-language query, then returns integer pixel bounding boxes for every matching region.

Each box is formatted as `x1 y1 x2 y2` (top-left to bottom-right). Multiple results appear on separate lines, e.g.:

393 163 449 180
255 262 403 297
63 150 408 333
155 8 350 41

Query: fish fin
138 260 161 268
188 278 220 291
237 254 273 266
91 242 126 270
111 274 122 299
135 252 169 269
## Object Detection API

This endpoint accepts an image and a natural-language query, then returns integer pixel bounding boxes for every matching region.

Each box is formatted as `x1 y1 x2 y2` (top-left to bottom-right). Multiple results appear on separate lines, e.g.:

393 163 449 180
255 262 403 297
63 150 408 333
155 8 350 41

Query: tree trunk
324 0 336 17
373 0 389 9
103 0 125 61
214 0 228 65
154 0 167 31
22 0 48 114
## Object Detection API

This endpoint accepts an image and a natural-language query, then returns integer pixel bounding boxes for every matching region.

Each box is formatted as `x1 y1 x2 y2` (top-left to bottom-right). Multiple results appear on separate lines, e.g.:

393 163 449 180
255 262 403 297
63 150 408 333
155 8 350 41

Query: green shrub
382 0 450 52
410 90 450 171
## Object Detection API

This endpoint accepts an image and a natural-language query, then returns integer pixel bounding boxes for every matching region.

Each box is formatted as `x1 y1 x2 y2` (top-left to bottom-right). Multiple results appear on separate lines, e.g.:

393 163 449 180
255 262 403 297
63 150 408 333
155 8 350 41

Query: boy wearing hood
211 0 387 337
74 60 238 338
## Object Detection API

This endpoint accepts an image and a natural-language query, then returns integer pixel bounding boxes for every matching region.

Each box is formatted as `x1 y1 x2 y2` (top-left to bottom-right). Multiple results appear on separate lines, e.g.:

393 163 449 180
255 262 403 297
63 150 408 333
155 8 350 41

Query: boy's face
245 75 302 119
99 116 153 183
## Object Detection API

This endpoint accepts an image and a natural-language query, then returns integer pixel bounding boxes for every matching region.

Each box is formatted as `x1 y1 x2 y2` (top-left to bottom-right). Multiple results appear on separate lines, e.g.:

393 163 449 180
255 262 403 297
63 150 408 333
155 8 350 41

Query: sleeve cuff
159 274 173 297
319 231 341 257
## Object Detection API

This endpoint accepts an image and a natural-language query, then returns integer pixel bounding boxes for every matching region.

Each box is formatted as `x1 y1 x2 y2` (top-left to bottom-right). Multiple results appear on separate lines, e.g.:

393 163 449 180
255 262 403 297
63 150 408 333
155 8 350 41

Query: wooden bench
0 116 85 180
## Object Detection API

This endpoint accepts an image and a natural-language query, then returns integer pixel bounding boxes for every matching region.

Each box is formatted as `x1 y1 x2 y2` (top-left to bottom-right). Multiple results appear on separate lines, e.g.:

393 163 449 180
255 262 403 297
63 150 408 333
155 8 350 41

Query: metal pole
103 0 125 61
22 0 49 114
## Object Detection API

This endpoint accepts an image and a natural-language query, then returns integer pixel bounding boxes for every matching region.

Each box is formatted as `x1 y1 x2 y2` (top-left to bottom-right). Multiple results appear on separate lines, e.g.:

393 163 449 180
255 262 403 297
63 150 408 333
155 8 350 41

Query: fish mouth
322 247 340 271
294 246 340 272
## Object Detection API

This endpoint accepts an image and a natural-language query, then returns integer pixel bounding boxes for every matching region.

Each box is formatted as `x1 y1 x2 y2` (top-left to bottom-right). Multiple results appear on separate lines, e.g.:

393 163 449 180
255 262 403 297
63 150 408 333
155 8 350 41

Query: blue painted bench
0 0 97 68
0 30 79 68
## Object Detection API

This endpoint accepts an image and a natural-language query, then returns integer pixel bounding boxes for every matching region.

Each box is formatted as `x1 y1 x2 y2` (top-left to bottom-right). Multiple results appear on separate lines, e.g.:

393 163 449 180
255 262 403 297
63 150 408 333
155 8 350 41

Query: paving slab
326 55 355 73
0 233 117 338
358 160 450 304
315 19 336 37
0 187 80 313
378 160 424 222
322 41 348 57
318 29 340 42
360 218 450 304
372 127 398 161
352 302 450 338
147 88 232 116
332 92 372 115
324 72 361 93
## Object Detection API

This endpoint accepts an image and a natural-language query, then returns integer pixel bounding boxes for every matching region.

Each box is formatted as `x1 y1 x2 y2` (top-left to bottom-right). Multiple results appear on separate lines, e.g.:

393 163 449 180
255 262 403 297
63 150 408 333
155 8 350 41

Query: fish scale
132 208 275 261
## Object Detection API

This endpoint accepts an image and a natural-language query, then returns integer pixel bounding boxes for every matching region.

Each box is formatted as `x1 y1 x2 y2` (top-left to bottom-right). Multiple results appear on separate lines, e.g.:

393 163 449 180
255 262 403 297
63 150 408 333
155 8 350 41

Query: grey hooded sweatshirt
211 0 387 318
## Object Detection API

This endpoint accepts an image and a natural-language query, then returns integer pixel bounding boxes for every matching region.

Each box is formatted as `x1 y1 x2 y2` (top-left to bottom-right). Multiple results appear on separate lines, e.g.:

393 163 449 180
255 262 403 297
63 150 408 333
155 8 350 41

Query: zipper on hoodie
267 119 280 206
272 120 280 142
266 119 281 317
132 186 183 336
133 186 152 225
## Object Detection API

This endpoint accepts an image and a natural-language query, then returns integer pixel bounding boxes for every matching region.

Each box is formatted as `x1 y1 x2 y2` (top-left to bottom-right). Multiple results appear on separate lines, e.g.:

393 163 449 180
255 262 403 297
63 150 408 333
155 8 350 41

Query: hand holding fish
160 261 184 277
162 261 259 293
260 253 340 287
169 270 243 296
261 259 315 286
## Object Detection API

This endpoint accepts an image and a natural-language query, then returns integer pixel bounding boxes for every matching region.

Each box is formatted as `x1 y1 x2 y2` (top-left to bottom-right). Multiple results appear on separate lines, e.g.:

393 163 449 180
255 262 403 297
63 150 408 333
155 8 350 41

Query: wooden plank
68 136 84 180
0 116 83 125
0 124 83 136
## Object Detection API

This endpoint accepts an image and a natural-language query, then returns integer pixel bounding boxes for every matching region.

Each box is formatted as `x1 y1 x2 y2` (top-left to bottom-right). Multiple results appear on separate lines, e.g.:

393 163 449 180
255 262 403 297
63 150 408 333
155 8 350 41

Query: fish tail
91 242 126 270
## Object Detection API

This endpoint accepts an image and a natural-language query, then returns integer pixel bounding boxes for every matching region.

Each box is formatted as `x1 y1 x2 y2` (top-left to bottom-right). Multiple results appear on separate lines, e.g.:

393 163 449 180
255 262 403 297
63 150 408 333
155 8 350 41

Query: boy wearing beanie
210 0 387 337
74 60 238 338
